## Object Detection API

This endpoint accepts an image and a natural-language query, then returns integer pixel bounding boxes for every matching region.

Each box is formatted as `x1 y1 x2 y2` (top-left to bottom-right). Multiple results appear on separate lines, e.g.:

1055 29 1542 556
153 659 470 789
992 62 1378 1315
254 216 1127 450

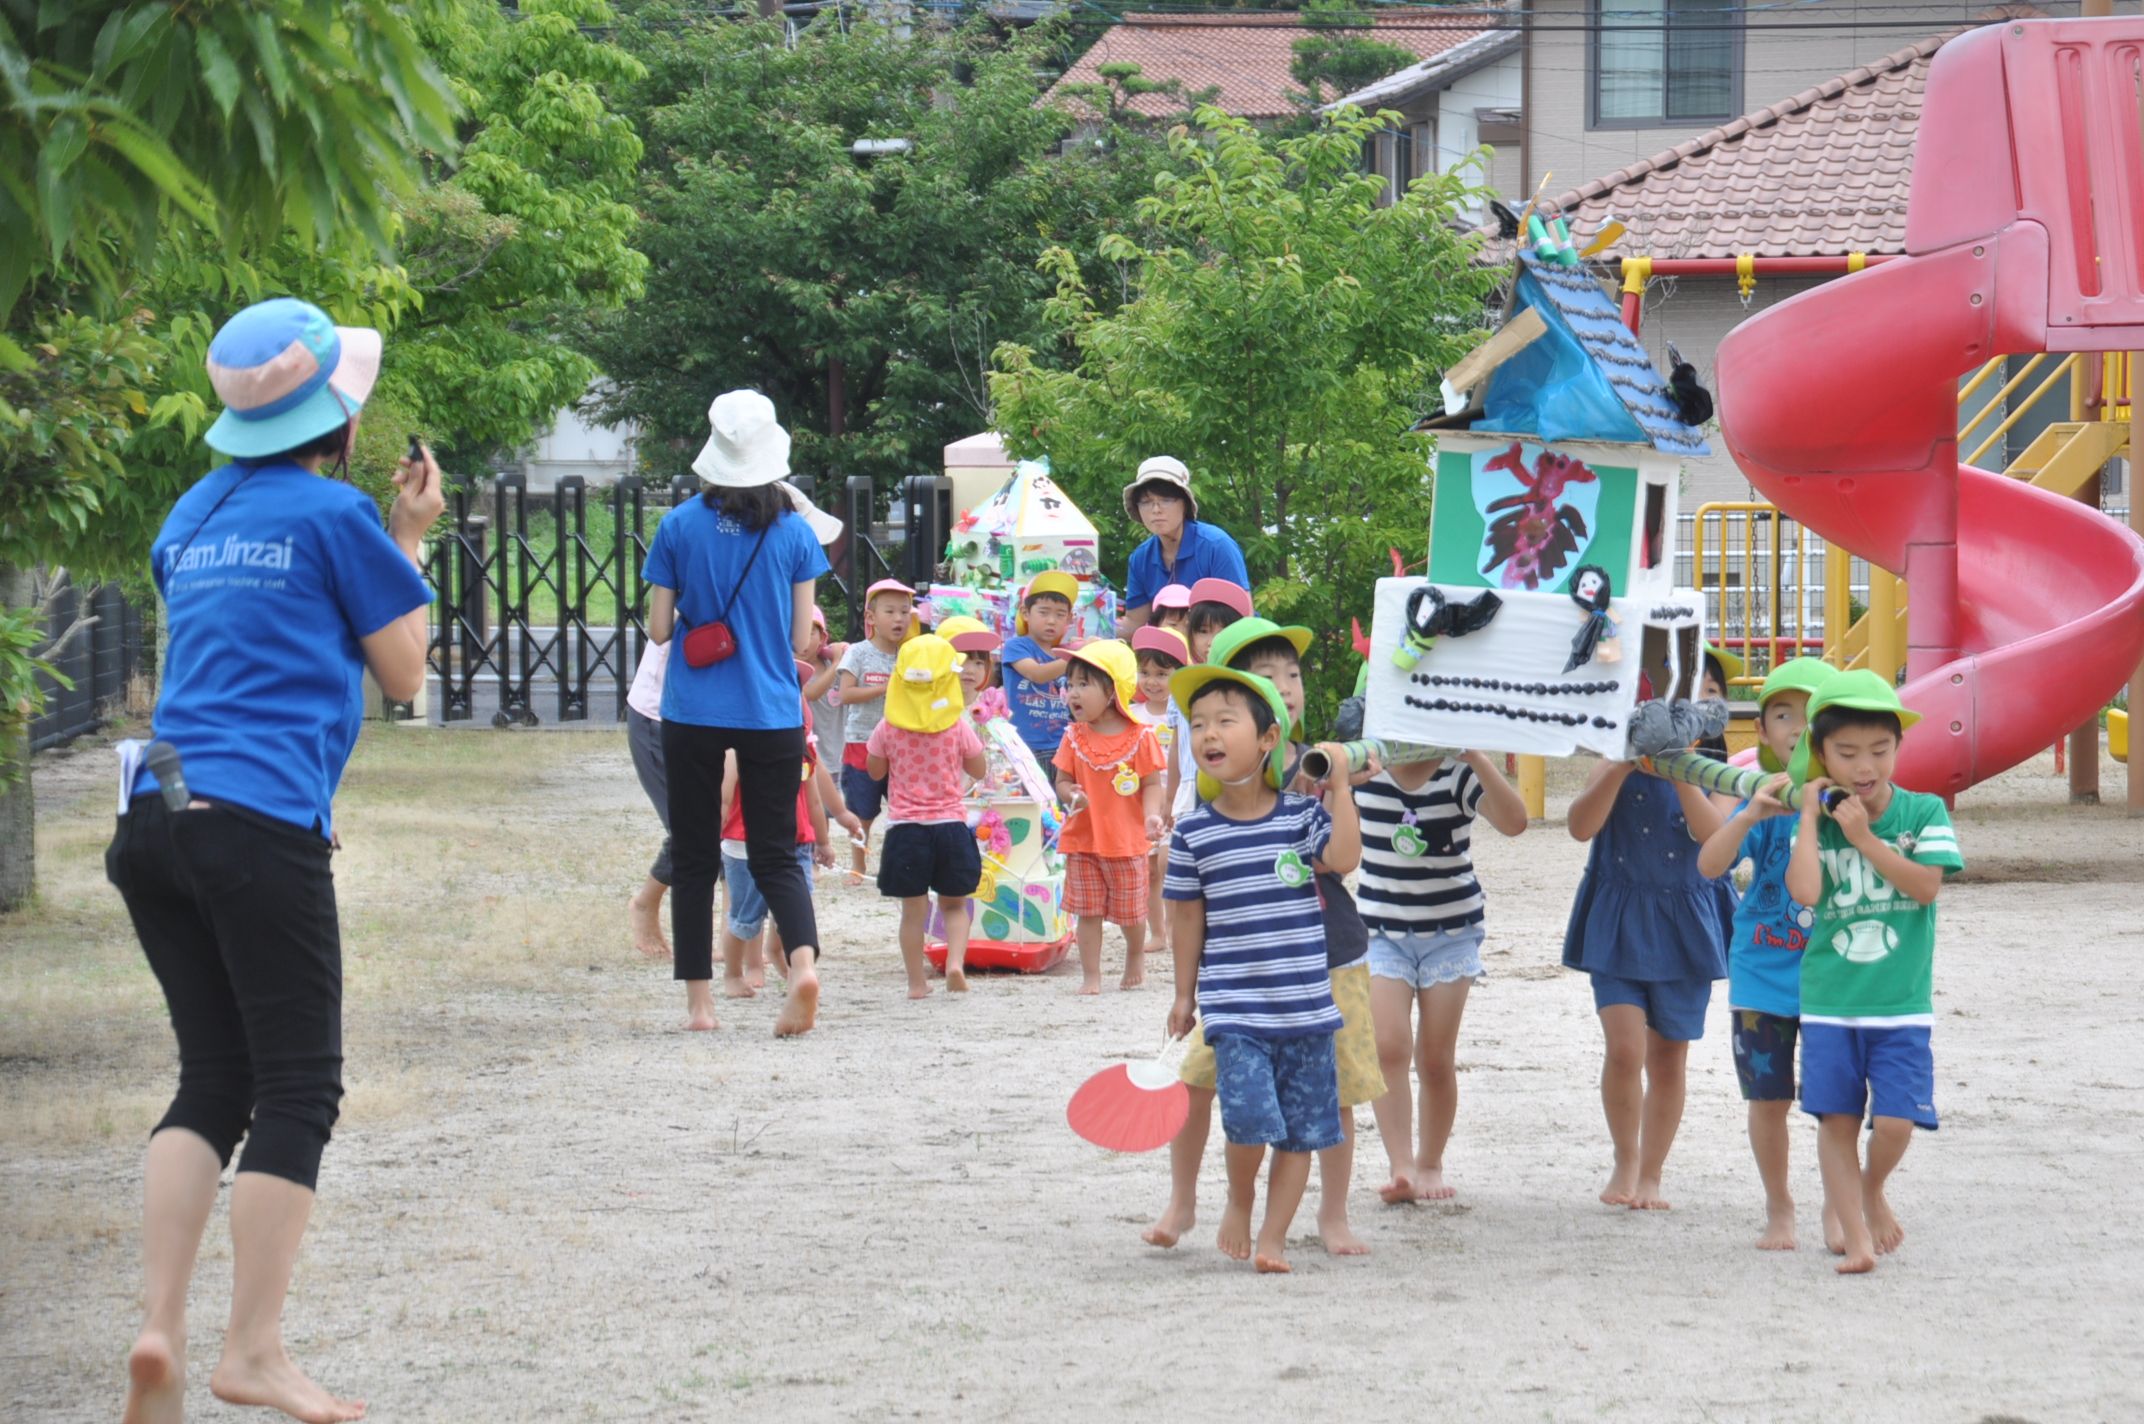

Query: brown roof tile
1549 10 2039 260
1048 12 1491 122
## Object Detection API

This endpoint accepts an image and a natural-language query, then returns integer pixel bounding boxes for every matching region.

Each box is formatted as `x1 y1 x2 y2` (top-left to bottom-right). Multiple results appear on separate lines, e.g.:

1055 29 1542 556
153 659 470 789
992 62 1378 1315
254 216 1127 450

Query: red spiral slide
1717 17 2144 796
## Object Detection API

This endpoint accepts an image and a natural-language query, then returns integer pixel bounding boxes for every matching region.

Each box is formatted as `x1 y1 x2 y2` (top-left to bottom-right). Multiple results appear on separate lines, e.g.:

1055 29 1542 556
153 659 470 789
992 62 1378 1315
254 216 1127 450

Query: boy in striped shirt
1164 663 1360 1274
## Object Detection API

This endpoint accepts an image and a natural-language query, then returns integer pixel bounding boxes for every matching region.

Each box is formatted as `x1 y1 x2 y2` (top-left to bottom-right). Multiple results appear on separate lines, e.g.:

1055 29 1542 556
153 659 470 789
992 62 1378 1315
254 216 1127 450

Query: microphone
144 741 192 812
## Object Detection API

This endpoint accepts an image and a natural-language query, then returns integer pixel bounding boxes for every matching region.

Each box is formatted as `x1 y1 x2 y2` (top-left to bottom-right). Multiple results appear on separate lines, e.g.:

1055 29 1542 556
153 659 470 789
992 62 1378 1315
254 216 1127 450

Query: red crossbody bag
679 524 771 668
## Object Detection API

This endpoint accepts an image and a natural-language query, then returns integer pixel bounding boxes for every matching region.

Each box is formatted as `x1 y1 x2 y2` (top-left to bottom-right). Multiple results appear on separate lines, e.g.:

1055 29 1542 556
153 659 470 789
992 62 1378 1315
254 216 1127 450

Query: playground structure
1693 17 2144 809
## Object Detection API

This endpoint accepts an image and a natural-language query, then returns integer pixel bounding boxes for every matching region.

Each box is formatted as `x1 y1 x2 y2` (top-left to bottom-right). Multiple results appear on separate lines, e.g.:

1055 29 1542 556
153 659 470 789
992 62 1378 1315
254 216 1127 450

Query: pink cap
810 604 827 629
948 629 1001 655
864 578 915 601
1152 583 1193 610
1188 577 1253 618
1131 626 1189 662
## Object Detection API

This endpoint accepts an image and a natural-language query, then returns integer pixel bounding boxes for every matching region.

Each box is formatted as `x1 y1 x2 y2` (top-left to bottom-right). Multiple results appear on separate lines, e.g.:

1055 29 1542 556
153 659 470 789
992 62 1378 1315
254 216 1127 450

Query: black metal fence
30 577 153 751
406 472 950 727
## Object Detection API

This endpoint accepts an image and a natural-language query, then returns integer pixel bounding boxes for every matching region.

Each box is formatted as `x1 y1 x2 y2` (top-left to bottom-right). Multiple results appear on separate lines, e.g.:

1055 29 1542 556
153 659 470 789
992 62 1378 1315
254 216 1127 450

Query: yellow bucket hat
1168 663 1291 801
1062 637 1139 717
884 634 965 734
1015 571 1079 636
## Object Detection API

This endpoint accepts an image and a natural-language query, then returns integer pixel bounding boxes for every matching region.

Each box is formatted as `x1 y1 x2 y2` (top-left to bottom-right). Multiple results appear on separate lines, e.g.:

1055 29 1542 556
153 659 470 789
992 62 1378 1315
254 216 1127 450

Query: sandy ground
3 725 2142 1423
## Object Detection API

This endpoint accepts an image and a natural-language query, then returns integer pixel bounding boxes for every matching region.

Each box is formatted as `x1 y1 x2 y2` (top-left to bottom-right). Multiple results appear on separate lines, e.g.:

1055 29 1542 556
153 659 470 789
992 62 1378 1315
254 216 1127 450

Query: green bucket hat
1754 656 1835 773
1168 663 1291 801
1703 642 1746 686
1786 667 1922 785
1207 616 1313 669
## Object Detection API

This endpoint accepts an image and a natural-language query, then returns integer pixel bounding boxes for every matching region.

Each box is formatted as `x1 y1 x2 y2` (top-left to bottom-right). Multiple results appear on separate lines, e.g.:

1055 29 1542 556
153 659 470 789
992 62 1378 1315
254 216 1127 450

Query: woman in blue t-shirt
1118 455 1250 631
108 298 440 1424
643 390 833 1039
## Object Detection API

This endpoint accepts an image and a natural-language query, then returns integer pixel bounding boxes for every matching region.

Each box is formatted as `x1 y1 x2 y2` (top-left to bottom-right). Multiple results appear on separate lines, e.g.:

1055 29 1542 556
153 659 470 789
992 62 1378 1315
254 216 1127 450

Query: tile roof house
1046 12 1493 122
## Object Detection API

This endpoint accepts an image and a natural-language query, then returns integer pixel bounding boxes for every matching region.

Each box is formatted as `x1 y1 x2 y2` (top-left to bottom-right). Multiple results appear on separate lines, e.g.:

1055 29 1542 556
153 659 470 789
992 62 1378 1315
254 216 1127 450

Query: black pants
664 720 820 980
105 798 344 1190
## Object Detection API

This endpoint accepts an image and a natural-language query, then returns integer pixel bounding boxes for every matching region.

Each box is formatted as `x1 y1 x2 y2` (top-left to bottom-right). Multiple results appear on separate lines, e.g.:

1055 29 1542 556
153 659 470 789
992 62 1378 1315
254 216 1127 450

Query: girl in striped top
1358 753 1530 1204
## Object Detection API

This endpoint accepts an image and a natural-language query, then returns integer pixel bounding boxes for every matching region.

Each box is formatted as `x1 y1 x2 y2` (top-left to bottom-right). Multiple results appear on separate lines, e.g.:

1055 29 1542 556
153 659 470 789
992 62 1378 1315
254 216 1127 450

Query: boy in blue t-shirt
1698 657 1833 1252
1164 663 1360 1275
1000 571 1076 759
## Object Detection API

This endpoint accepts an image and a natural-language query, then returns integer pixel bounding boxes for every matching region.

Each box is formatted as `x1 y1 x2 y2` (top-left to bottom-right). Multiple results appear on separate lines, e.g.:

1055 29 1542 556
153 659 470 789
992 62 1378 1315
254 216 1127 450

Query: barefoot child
836 579 914 884
1001 572 1077 764
1784 670 1961 1274
1564 725 1735 1210
801 605 846 772
1053 640 1167 993
1357 749 1529 1204
1151 582 1193 633
626 638 682 959
936 616 1009 727
1132 625 1189 955
1163 663 1361 1273
1165 578 1251 826
868 634 989 995
1697 656 1834 1249
1147 618 1384 1257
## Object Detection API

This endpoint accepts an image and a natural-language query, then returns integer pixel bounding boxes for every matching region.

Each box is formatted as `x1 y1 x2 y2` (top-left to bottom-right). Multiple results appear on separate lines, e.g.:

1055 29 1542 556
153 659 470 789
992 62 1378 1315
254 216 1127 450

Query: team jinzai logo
163 535 298 578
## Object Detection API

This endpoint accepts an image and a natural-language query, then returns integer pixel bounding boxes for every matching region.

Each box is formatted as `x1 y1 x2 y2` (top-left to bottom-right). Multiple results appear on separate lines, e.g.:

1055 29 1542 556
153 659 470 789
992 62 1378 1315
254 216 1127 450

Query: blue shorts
877 821 982 899
723 845 816 940
1730 1009 1799 1102
1800 1022 1938 1129
1590 973 1714 1042
1368 924 1486 989
1210 1032 1343 1154
840 762 888 821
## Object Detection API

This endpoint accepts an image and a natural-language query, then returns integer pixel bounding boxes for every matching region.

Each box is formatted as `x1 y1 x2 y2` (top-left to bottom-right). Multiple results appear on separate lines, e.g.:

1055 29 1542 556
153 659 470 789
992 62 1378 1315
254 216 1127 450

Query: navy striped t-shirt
1355 761 1488 934
1165 793 1342 1040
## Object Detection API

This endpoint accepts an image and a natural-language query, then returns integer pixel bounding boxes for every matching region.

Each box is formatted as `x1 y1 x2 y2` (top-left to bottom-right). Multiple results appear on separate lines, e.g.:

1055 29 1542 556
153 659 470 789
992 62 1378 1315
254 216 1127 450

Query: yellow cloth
883 634 964 734
1179 962 1385 1107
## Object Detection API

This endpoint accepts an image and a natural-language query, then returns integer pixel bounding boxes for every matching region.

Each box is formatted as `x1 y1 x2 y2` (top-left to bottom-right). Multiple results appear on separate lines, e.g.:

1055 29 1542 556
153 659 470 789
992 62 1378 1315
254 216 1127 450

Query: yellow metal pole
2070 355 2103 801
1825 544 1850 667
1868 565 1902 683
1517 754 1546 821
2132 352 2143 817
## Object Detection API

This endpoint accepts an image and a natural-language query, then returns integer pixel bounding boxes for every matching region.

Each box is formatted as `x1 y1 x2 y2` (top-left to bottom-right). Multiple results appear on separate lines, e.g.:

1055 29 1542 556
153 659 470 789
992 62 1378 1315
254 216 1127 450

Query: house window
1591 0 1741 128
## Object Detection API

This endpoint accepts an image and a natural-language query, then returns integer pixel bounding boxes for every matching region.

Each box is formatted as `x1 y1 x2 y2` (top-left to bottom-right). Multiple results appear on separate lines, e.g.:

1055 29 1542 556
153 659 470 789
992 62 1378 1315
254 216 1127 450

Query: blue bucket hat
204 298 382 458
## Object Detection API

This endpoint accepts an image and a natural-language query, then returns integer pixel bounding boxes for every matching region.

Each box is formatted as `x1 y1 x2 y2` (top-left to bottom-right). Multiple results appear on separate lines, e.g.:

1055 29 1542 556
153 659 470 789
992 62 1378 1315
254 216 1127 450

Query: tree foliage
990 106 1496 724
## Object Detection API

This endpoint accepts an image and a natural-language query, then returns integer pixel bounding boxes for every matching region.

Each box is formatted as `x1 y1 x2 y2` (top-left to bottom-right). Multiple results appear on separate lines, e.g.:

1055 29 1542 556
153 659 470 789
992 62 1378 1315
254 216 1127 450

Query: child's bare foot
1377 1172 1415 1205
628 893 668 960
1823 1206 1847 1255
907 981 934 1000
1215 1203 1253 1261
1142 1202 1194 1248
773 963 819 1038
1865 1192 1905 1254
1836 1240 1877 1275
1412 1165 1457 1202
123 1330 182 1424
745 967 766 991
1253 1231 1292 1273
722 976 756 999
1318 1211 1369 1257
210 1348 365 1422
946 970 970 993
1629 1176 1671 1210
684 985 718 1031
1119 971 1146 990
1757 1203 1798 1251
1077 979 1103 997
1600 1163 1639 1206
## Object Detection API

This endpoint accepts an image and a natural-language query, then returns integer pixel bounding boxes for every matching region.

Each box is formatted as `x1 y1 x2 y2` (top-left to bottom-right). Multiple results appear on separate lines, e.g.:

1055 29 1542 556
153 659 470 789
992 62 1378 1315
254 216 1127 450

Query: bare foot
773 963 819 1038
907 982 934 1000
628 895 668 960
1629 1176 1671 1211
1253 1248 1292 1274
1120 970 1146 990
1377 1173 1415 1205
1600 1164 1639 1207
1215 1203 1253 1261
946 970 970 993
210 1349 365 1423
1836 1244 1877 1275
124 1331 183 1424
1318 1213 1370 1257
1077 980 1103 997
1412 1166 1457 1202
744 967 766 992
1756 1203 1798 1251
1865 1192 1905 1254
1142 1202 1195 1248
722 977 757 1000
1823 1206 1847 1256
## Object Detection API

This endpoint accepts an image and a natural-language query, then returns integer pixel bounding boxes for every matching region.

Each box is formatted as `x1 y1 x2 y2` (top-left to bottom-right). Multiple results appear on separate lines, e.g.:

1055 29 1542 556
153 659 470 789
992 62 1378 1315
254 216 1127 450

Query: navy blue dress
1561 770 1735 983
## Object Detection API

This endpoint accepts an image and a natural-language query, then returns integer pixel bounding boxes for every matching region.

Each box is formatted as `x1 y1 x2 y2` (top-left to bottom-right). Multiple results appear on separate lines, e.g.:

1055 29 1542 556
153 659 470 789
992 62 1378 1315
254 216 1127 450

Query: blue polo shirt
134 462 434 838
1123 520 1250 613
642 499 829 730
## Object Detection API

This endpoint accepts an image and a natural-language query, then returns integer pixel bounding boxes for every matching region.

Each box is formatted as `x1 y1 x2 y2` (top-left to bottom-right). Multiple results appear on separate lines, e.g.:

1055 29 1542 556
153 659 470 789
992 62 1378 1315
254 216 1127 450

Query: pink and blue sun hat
204 298 382 458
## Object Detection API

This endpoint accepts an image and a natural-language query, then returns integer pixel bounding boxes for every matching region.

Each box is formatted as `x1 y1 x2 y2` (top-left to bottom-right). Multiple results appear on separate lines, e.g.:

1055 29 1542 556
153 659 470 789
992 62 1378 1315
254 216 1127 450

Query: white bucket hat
777 480 843 545
693 389 791 487
1121 454 1199 522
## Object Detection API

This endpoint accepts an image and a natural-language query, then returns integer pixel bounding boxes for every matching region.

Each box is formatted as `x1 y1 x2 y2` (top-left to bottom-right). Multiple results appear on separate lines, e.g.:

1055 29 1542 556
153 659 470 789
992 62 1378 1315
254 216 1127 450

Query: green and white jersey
1800 787 1963 1023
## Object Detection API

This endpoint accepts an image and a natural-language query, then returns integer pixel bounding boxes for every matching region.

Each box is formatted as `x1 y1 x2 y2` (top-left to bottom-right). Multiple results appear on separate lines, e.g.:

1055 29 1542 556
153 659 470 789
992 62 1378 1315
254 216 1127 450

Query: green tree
592 9 1164 495
1289 2 1420 110
990 106 1495 725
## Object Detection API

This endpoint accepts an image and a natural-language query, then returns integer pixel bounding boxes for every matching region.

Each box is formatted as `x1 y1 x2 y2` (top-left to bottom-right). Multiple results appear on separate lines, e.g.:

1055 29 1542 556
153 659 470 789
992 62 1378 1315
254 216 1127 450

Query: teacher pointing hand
1117 456 1248 632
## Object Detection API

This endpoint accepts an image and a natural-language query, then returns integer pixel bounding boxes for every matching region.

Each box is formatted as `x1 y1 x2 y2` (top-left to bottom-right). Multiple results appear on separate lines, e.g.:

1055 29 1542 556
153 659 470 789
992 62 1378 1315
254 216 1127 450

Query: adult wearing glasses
1116 456 1249 632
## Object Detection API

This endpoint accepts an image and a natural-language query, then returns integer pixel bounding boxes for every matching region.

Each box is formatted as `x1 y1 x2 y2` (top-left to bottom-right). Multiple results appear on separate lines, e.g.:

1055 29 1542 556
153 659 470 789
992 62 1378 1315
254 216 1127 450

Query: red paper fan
1067 1058 1191 1153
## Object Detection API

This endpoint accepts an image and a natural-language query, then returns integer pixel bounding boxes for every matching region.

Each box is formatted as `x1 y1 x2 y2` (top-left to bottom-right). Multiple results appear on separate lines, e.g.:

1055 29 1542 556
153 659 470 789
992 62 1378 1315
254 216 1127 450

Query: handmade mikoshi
1366 252 1718 760
932 459 1119 645
925 691 1074 973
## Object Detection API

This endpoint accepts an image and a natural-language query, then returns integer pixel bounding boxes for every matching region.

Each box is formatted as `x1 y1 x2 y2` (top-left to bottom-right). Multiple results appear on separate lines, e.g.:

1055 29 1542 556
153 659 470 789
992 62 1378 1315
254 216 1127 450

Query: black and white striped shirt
1356 761 1487 934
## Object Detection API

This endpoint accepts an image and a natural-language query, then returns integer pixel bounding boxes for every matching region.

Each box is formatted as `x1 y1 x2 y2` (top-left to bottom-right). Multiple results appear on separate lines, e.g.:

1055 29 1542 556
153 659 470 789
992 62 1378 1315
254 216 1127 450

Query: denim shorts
723 844 816 939
1210 1032 1343 1154
1368 924 1486 989
1800 1022 1938 1129
1590 972 1714 1042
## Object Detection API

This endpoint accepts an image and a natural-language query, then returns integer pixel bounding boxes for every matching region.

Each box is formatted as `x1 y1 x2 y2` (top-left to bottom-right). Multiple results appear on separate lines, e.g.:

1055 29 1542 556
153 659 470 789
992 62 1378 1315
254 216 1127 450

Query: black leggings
105 798 344 1190
664 720 820 979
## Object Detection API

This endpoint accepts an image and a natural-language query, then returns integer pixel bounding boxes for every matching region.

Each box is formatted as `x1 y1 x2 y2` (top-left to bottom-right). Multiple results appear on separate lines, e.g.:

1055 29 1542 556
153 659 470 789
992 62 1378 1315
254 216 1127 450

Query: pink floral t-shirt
867 718 985 824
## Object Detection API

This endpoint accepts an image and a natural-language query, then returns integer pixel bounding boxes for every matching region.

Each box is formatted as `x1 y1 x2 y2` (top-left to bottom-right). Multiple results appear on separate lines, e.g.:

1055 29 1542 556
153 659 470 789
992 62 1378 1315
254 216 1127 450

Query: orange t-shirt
1054 720 1166 859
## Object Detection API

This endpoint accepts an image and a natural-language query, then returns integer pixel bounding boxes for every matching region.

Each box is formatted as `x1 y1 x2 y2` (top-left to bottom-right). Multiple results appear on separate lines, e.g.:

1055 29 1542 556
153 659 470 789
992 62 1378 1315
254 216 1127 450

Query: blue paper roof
1477 253 1711 458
